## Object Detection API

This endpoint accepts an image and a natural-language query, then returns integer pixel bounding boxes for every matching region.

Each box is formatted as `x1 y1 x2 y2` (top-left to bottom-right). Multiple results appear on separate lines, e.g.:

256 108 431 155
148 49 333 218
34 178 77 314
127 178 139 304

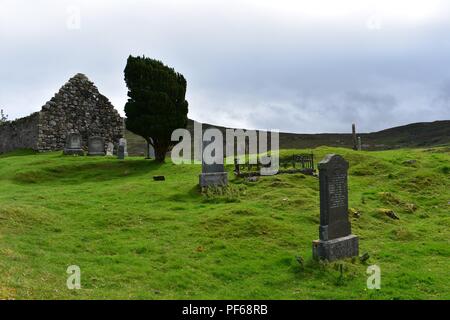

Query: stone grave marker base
88 151 106 156
199 172 228 188
63 148 84 156
312 234 359 261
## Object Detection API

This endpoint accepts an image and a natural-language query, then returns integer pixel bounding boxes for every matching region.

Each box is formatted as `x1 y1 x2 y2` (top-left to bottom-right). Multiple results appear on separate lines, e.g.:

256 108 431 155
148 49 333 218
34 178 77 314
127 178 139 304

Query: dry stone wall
0 112 40 153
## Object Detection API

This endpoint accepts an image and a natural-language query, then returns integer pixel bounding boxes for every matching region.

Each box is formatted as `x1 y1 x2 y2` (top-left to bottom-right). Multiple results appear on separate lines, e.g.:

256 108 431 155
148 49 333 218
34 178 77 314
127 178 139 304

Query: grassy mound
0 147 448 299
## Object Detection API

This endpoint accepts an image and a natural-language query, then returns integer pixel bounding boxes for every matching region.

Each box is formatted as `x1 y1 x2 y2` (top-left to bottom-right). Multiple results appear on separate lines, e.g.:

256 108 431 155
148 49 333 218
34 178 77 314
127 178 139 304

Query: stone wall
0 112 40 153
0 73 124 154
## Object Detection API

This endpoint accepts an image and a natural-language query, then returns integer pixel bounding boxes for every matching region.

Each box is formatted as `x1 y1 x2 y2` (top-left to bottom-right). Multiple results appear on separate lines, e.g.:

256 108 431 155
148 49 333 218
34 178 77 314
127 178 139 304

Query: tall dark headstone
312 154 359 261
199 140 228 188
87 136 105 156
63 133 84 156
117 144 125 160
352 123 357 150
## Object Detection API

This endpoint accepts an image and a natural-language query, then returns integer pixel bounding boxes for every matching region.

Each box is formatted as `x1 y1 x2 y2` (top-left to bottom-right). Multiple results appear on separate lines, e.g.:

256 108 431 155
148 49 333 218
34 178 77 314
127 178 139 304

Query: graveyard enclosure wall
0 112 40 154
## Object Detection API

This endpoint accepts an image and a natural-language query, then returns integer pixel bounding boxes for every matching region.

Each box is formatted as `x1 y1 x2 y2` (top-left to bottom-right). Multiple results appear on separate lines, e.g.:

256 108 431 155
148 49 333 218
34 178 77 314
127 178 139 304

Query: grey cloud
1 0 449 133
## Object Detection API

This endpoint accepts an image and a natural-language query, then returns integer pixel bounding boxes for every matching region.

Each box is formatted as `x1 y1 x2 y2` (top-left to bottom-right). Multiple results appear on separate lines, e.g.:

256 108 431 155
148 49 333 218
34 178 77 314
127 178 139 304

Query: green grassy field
0 147 449 299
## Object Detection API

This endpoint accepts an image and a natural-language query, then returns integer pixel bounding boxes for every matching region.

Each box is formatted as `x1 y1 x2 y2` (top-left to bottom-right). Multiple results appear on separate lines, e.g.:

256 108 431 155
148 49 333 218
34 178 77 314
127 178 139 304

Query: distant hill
125 119 450 155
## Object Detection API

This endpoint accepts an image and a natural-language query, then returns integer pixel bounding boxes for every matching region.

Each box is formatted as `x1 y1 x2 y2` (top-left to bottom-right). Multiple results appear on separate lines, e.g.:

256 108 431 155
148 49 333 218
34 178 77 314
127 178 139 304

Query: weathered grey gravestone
87 136 105 156
117 144 125 160
119 138 128 157
148 143 155 159
260 155 272 168
357 137 362 151
199 140 228 188
145 137 155 159
106 142 114 156
63 133 84 156
312 154 359 261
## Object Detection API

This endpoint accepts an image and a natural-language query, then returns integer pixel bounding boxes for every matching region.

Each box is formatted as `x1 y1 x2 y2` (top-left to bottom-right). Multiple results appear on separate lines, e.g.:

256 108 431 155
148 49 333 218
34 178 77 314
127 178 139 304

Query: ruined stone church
0 74 124 154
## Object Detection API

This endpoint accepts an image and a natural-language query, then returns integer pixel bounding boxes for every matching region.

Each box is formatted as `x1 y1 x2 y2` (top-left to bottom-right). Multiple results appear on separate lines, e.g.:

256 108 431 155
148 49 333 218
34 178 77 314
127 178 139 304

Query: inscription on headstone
312 154 359 261
329 172 346 209
63 133 84 156
88 136 105 156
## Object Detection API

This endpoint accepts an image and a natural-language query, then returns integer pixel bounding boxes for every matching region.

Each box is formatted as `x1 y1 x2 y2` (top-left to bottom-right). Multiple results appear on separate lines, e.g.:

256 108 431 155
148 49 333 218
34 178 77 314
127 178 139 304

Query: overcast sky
1 0 450 133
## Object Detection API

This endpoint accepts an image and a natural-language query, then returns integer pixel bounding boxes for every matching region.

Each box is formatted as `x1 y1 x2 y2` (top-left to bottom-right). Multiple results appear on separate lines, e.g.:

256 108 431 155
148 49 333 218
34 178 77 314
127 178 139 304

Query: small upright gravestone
352 123 357 150
87 136 105 156
199 140 228 188
312 154 359 261
63 133 84 156
119 138 128 157
117 144 125 160
148 144 155 159
106 142 114 156
147 138 155 159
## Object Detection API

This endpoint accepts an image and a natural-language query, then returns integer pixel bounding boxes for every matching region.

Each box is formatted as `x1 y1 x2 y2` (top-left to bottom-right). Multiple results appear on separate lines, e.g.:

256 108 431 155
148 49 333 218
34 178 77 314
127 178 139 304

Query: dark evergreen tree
124 56 188 162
